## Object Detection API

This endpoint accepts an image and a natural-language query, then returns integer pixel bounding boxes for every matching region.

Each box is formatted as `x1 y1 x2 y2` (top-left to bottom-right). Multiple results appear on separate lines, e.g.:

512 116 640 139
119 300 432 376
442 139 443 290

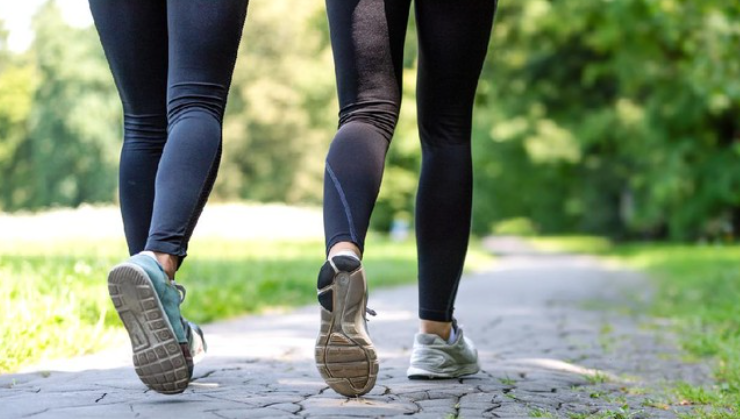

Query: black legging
323 0 496 322
89 0 248 262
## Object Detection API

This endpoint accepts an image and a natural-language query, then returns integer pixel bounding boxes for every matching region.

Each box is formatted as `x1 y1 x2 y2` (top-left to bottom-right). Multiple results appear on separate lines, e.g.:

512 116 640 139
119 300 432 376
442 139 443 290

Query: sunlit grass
611 244 740 416
1 234 492 373
1 252 126 374
524 237 740 416
527 235 613 255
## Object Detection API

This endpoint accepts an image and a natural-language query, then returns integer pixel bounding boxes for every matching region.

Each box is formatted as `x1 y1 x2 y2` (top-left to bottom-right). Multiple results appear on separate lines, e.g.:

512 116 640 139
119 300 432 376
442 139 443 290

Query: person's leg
317 0 411 397
143 0 248 277
323 0 411 257
91 0 247 394
90 0 197 395
406 0 496 381
414 0 497 334
89 0 168 256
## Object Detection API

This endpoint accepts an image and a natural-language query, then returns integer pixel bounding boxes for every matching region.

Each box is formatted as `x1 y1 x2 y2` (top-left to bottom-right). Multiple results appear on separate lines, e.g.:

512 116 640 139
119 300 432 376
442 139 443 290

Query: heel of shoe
315 260 378 397
108 263 191 394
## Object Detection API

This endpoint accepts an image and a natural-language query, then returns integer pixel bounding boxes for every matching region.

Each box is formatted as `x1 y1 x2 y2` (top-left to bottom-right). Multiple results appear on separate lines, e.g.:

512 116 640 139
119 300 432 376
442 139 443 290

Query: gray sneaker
108 254 206 394
315 255 378 397
407 323 480 379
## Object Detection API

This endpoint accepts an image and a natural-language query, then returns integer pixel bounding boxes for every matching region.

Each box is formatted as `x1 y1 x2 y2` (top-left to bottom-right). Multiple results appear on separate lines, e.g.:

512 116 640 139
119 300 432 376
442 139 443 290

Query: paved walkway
1 239 709 418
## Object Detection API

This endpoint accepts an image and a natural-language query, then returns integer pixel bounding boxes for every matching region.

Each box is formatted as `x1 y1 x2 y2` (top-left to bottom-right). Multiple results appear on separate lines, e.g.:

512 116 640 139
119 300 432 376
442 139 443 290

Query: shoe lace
365 307 377 320
172 281 187 305
172 280 194 338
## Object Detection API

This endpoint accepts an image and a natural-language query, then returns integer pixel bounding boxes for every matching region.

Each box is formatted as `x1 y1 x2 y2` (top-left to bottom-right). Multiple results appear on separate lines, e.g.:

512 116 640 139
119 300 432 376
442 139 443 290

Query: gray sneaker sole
315 268 378 397
108 263 190 394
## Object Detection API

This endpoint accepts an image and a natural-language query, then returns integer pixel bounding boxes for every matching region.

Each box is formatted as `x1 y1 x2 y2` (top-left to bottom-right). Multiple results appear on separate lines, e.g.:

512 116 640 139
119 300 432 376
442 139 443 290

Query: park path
1 238 709 418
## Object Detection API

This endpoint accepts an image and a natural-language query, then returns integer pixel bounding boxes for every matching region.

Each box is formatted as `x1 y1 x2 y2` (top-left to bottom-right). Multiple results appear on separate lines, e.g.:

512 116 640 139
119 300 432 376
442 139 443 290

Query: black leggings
89 0 248 261
323 0 496 322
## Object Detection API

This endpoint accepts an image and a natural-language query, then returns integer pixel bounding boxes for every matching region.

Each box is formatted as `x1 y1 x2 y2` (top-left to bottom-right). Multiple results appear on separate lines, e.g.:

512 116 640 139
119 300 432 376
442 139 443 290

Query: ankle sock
139 250 158 262
447 325 458 344
331 249 361 261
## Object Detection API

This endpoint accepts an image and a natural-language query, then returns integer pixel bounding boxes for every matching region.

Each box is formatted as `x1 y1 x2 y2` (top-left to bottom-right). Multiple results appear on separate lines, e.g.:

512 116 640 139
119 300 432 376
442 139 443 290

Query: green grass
498 375 517 386
583 371 610 385
527 235 614 255
612 243 740 416
1 235 493 373
525 236 740 417
567 405 641 419
529 407 555 418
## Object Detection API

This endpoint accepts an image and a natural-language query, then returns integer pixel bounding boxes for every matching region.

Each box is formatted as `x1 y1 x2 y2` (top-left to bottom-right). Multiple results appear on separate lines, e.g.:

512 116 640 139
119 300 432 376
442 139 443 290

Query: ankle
151 251 178 279
420 320 453 341
328 242 361 261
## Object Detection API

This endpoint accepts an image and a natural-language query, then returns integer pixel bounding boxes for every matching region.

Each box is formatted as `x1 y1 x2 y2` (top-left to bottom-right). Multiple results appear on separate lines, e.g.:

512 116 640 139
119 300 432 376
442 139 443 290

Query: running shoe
108 254 206 394
407 321 480 379
315 255 378 397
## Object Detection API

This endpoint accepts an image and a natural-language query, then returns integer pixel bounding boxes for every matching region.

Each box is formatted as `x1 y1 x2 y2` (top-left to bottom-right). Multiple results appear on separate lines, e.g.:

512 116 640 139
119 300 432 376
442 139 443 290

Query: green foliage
491 217 538 236
0 21 35 209
0 0 415 223
0 62 36 207
0 2 120 211
0 1 341 211
216 1 336 204
528 235 614 254
1 0 739 240
473 0 740 240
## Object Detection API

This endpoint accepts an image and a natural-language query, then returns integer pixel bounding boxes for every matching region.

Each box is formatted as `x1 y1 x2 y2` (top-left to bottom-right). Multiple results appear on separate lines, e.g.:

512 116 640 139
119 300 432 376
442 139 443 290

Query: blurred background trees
0 0 738 241
473 0 740 240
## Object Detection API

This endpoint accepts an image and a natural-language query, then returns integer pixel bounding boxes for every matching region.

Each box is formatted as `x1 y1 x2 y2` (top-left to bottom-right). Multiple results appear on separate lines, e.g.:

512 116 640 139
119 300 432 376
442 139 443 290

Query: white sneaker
407 324 480 379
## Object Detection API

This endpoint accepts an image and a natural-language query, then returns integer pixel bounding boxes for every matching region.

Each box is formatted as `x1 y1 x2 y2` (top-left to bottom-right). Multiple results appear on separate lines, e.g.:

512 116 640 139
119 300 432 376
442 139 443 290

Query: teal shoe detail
108 254 206 394
127 254 188 343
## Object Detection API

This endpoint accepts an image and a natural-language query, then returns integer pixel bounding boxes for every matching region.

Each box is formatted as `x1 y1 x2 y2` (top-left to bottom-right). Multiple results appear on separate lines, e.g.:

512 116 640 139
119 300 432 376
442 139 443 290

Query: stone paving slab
1 243 710 418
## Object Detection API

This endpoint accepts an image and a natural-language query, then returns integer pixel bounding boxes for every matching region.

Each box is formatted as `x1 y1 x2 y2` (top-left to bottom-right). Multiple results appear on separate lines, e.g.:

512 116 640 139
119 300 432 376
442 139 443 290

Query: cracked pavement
1 238 710 418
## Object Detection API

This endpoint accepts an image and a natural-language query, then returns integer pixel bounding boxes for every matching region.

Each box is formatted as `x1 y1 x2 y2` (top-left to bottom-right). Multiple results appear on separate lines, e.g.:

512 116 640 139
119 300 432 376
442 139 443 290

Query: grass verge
528 236 740 417
1 235 492 373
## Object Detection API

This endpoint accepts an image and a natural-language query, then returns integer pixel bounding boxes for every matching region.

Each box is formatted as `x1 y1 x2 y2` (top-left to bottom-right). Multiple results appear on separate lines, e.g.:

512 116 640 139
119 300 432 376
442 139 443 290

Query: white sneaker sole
407 363 480 379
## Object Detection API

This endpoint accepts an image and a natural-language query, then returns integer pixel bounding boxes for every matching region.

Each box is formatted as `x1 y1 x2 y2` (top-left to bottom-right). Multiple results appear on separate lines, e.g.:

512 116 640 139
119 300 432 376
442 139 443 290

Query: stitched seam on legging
326 162 358 244
444 264 465 315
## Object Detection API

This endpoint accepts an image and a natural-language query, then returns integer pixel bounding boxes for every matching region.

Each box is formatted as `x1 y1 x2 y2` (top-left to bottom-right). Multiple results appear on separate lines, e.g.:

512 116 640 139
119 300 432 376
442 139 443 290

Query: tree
0 21 36 210
3 1 120 210
215 1 336 204
471 0 740 240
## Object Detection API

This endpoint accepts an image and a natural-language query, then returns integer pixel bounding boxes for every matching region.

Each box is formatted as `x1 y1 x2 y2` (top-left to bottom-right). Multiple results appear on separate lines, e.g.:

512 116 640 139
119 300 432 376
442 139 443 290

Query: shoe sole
315 268 378 397
407 364 480 380
108 263 190 394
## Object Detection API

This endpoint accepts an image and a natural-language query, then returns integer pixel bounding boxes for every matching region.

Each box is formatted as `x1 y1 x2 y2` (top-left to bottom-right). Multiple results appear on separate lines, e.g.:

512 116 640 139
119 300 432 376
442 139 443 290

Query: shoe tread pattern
315 263 378 397
108 263 190 394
